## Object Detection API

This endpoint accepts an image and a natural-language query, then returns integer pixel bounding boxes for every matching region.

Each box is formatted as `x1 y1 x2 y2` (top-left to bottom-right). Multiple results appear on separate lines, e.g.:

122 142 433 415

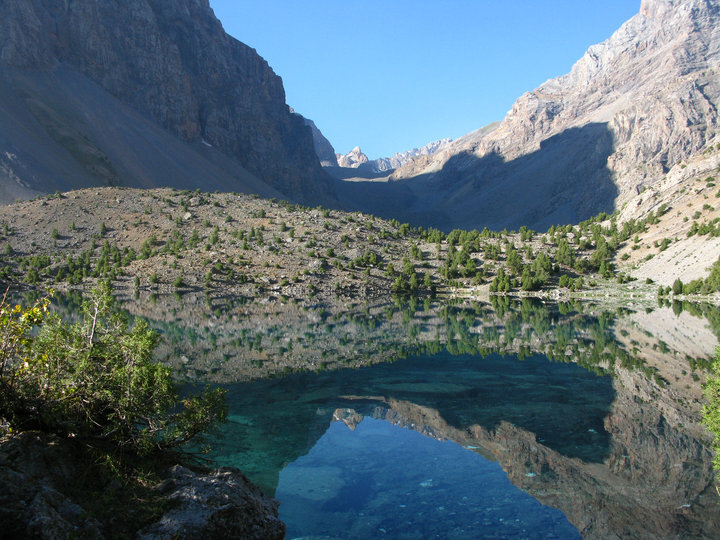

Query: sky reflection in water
277 416 581 539
34 290 720 537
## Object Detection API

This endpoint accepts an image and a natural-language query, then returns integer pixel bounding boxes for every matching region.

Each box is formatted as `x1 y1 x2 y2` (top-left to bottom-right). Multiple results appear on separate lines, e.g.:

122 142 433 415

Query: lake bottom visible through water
276 417 580 539
34 292 720 537
208 350 616 538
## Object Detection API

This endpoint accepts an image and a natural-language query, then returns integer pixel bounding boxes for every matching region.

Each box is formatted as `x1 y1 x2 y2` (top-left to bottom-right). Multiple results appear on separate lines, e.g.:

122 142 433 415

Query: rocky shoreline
0 431 285 539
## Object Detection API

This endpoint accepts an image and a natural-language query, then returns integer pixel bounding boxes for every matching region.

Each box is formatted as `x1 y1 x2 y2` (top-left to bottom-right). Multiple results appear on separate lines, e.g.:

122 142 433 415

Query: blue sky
209 1 640 159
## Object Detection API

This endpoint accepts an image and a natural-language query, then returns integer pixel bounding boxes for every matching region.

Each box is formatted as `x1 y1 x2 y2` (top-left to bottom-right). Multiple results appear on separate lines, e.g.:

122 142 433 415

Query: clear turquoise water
277 417 581 539
209 351 616 537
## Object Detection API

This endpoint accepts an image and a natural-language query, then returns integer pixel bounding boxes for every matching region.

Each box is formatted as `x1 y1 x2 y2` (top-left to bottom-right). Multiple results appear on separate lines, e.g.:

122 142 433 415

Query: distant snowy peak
336 146 369 168
374 138 454 171
335 138 453 172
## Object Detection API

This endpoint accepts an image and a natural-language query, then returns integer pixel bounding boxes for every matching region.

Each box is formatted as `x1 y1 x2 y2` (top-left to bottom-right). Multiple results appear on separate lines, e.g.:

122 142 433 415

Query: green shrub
0 283 226 459
672 278 684 295
703 348 720 482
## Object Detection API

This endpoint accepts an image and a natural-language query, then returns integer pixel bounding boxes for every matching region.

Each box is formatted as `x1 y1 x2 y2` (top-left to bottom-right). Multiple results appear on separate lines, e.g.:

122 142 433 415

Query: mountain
0 0 333 205
289 106 339 167
295 114 339 167
336 146 370 169
336 0 720 232
333 138 454 175
372 138 454 172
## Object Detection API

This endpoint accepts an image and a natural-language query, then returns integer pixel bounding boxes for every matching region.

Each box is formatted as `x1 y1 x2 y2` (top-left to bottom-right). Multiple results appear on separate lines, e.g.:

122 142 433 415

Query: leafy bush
703 348 720 482
673 278 684 295
0 283 226 459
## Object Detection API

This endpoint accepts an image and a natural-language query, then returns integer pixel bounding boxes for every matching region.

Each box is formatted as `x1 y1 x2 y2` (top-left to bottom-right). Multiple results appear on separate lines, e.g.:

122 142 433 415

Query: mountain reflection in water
215 351 615 495
277 417 582 539
34 290 720 538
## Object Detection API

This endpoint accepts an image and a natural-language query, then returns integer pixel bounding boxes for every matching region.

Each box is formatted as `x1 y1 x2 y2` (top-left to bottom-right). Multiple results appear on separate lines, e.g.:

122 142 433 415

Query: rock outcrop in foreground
137 465 285 539
0 0 332 204
0 431 285 539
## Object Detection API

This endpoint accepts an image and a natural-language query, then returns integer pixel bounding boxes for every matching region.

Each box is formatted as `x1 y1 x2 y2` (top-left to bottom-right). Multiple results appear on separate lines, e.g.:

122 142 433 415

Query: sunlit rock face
336 146 370 169
343 0 720 231
0 0 333 204
333 139 453 173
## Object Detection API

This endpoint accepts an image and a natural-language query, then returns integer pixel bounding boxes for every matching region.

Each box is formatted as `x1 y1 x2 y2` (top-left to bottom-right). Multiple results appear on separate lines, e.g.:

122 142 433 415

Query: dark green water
200 298 720 538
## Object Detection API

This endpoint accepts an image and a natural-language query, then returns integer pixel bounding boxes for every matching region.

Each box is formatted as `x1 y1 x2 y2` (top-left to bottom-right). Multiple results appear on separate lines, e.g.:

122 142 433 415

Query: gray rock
294 111 339 167
336 146 370 168
0 432 284 540
0 432 105 539
138 465 285 540
370 138 454 172
0 0 333 205
334 138 453 173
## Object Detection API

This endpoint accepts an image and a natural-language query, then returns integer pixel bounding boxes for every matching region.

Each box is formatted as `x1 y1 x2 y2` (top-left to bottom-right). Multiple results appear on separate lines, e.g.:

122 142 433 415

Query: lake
42 290 720 537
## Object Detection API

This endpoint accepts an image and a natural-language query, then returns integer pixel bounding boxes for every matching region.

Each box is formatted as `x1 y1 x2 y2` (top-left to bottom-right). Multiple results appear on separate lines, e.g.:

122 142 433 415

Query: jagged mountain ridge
334 138 454 174
374 138 454 171
336 146 369 169
336 0 720 232
0 0 333 204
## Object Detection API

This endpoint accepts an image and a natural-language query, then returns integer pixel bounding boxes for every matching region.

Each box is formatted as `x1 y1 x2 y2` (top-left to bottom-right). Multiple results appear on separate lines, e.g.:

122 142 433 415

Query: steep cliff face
346 0 720 231
488 0 719 194
0 0 333 203
295 113 339 167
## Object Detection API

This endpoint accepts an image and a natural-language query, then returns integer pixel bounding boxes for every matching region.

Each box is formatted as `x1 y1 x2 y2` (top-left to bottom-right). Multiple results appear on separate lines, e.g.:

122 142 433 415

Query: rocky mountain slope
0 0 333 204
296 113 339 167
617 134 720 284
336 146 370 169
372 138 454 172
2 183 718 313
337 0 720 232
333 138 453 175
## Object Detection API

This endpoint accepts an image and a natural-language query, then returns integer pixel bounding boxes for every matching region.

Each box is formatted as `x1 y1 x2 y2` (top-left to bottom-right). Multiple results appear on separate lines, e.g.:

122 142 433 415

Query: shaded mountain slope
0 0 333 204
337 123 617 231
338 0 720 231
0 66 284 203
